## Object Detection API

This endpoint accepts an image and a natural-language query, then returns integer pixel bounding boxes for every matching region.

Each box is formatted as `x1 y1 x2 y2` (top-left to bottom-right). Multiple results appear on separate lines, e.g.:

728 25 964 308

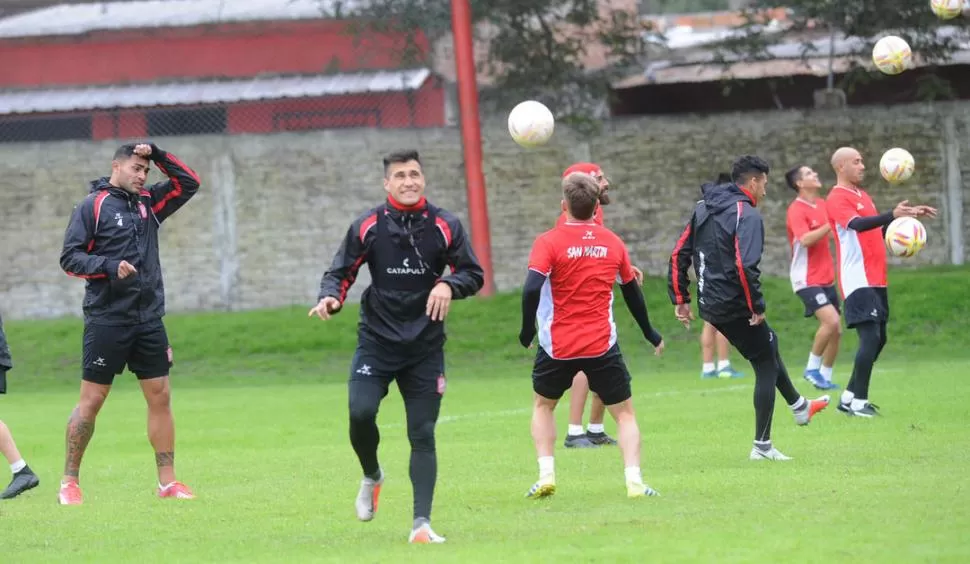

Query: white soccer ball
508 100 555 148
930 0 963 20
879 148 916 184
872 35 913 75
885 217 928 258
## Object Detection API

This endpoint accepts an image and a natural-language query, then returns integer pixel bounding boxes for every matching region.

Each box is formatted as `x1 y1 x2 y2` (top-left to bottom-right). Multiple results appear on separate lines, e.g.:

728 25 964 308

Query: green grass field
2 268 969 563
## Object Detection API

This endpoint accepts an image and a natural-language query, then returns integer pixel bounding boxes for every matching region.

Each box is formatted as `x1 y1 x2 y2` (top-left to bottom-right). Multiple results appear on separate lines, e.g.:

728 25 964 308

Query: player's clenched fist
117 260 137 279
309 297 342 320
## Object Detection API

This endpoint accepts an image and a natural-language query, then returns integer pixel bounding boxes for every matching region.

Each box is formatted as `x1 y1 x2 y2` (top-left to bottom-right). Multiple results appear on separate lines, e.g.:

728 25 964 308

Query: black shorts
82 320 172 385
532 344 632 406
711 317 777 363
796 285 841 318
843 287 889 329
349 340 446 400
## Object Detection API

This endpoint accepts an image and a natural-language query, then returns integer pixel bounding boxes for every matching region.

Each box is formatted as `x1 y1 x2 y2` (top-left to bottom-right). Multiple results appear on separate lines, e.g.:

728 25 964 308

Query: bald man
825 147 936 417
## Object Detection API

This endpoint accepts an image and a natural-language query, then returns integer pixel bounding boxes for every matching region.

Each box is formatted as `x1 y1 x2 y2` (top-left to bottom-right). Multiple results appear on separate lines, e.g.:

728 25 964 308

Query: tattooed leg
62 382 110 483
140 377 176 484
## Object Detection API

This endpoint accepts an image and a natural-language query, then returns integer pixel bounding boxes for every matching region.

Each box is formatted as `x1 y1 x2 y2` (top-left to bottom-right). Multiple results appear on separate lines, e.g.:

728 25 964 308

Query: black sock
404 396 441 521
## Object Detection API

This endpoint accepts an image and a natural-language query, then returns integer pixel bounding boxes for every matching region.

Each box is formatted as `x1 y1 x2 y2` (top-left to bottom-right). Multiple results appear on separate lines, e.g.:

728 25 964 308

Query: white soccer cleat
409 522 446 544
749 446 792 461
626 481 660 498
355 470 384 522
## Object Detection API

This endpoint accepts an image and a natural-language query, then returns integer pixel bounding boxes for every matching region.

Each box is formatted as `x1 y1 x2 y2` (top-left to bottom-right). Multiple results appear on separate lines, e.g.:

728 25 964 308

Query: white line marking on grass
383 384 749 429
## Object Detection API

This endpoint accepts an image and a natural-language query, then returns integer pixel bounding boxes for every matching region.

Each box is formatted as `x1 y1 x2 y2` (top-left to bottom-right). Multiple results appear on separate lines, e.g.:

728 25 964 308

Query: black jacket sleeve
519 270 546 347
620 281 663 346
147 144 202 223
0 312 12 371
848 211 894 233
438 214 485 299
667 216 695 305
318 213 371 305
59 197 113 280
735 205 766 315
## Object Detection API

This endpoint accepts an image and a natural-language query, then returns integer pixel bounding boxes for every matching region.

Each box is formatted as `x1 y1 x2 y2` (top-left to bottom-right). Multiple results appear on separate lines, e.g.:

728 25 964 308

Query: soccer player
700 321 743 379
1 313 39 500
310 149 484 544
58 142 200 504
826 147 937 417
668 156 830 460
520 172 663 498
784 165 841 391
554 162 642 449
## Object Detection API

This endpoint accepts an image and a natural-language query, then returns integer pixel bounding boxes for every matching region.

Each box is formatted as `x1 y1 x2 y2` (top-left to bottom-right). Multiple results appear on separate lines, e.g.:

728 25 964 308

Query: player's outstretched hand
632 265 644 286
749 313 765 326
426 282 453 322
892 200 919 218
914 204 938 219
309 297 341 320
674 304 694 329
654 340 665 357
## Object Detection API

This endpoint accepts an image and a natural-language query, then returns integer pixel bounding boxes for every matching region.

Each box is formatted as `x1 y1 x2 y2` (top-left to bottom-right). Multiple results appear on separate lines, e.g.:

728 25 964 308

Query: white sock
851 398 869 410
538 456 555 479
716 360 731 371
807 353 823 371
702 362 715 373
841 390 854 405
820 366 833 381
586 423 605 434
789 396 807 411
567 424 584 437
10 459 26 474
624 466 642 484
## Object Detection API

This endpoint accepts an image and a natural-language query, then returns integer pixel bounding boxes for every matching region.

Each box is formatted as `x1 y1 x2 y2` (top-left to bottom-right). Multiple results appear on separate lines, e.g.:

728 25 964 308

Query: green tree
715 1 970 103
309 0 646 132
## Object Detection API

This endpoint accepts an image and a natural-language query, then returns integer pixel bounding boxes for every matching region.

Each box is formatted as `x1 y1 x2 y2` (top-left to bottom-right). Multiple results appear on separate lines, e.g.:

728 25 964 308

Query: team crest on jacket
138 202 148 219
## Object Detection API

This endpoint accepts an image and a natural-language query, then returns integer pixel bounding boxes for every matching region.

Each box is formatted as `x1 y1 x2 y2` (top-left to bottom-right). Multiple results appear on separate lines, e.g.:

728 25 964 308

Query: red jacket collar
740 187 757 207
386 196 427 213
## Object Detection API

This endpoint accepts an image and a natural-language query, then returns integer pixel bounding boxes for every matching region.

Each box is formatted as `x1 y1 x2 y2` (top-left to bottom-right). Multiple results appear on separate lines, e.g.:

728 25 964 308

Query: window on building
147 107 227 136
0 114 92 143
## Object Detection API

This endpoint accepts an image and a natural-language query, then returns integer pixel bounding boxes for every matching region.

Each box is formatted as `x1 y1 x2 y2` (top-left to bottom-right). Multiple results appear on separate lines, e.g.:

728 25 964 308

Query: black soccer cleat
839 401 881 418
563 434 597 448
585 431 618 446
1 466 39 500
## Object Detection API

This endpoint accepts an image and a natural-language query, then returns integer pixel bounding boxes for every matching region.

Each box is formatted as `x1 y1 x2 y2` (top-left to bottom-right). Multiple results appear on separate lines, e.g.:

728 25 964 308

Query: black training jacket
667 181 766 323
0 312 11 370
59 146 201 326
318 198 485 349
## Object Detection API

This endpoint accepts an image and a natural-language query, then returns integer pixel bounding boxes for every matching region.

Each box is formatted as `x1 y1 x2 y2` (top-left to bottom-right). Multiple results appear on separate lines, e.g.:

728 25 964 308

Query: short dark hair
562 172 599 220
785 166 806 192
731 155 770 185
113 143 139 161
715 172 732 184
383 149 421 177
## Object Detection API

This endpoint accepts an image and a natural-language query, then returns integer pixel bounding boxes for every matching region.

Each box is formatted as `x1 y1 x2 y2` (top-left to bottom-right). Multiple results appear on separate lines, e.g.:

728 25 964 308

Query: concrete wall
1 101 967 320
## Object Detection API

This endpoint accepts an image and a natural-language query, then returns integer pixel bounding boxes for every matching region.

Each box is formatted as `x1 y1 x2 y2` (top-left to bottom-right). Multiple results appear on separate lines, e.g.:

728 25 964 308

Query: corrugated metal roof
0 0 363 38
616 26 970 88
0 68 431 115
612 48 970 88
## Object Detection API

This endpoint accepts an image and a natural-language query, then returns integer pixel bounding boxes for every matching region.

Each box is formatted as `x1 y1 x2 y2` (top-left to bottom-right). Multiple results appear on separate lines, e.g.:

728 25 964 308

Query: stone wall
1 101 967 320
